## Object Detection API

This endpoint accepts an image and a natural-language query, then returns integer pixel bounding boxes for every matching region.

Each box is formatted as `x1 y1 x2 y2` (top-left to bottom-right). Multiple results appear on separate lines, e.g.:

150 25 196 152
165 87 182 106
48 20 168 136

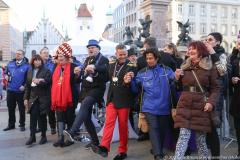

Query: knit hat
56 42 72 58
86 39 101 49
128 48 137 57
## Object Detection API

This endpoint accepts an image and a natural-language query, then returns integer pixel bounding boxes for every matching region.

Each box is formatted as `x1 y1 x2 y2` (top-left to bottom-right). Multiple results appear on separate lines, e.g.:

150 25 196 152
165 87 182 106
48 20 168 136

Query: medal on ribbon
112 77 118 82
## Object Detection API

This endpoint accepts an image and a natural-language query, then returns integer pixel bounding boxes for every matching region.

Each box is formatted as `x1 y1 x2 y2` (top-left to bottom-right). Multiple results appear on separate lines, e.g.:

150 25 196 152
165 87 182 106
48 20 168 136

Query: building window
200 23 207 34
232 25 237 36
178 4 183 14
221 7 228 18
232 8 237 19
200 4 206 16
221 24 227 35
87 26 90 30
211 24 217 32
189 22 195 34
80 26 83 30
189 4 195 16
211 5 217 17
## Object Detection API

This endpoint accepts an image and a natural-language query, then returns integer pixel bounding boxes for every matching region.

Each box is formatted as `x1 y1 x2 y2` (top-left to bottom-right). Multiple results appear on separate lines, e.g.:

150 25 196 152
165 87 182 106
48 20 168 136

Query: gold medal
112 77 118 82
58 76 63 85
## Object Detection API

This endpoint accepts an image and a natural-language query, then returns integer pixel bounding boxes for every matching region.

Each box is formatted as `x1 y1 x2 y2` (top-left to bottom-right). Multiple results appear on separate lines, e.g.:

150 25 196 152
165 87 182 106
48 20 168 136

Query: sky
4 0 122 37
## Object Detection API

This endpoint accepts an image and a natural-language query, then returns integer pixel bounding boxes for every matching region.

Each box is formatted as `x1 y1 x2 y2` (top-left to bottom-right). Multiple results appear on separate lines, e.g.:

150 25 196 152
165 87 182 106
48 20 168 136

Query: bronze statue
138 15 152 39
123 26 134 45
176 19 192 46
133 15 152 48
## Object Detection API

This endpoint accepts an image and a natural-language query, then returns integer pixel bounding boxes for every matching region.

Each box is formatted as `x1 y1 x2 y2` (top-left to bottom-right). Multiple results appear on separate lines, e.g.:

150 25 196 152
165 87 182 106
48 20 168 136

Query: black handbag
191 70 221 128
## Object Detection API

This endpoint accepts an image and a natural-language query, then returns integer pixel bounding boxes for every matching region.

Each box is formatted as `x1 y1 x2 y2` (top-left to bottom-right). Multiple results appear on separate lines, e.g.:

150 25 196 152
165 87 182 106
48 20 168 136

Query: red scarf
51 63 72 111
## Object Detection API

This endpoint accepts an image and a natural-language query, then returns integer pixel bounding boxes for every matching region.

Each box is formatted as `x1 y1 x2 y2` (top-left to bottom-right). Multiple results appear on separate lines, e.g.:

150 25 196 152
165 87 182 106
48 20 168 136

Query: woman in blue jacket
124 48 175 160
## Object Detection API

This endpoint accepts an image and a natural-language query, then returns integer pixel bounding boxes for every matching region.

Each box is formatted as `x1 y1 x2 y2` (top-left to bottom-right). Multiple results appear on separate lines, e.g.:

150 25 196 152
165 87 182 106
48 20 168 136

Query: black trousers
56 106 75 130
7 90 25 127
30 102 47 136
48 109 56 129
206 126 220 159
234 117 240 154
145 113 169 157
70 96 99 144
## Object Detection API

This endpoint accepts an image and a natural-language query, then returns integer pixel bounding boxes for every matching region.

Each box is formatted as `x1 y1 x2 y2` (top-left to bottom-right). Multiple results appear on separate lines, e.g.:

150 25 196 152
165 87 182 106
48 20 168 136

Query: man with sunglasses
204 32 229 160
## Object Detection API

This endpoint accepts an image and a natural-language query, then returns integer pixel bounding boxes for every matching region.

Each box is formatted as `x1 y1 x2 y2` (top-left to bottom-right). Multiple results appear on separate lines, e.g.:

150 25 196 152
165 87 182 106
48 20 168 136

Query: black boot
26 135 36 145
91 145 108 158
53 135 64 147
53 122 65 147
39 136 47 145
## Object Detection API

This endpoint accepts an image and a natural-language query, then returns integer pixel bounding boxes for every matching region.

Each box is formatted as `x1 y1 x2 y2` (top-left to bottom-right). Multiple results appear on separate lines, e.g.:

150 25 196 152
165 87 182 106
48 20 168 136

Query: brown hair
165 43 179 57
30 54 44 67
188 41 210 58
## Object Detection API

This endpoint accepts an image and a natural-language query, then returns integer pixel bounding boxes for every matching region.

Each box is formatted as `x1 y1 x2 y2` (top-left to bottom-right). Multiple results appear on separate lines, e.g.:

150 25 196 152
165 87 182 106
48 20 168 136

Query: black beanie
208 32 223 44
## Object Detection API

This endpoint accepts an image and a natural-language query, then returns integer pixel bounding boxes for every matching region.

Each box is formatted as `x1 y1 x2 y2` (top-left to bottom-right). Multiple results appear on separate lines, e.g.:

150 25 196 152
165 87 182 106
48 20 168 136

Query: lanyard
113 62 125 78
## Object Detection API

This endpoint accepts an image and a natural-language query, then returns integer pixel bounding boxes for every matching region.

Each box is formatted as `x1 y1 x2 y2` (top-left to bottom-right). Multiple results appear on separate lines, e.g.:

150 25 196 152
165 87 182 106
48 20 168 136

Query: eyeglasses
206 38 214 42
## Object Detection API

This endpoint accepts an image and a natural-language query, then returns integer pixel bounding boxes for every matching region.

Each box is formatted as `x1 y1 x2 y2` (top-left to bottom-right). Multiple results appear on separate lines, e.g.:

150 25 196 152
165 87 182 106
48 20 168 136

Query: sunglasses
206 38 214 42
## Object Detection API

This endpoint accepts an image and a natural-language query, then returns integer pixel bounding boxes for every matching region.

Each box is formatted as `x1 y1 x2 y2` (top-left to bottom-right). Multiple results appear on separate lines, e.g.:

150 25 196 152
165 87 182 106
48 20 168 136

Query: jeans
70 96 99 144
145 113 169 157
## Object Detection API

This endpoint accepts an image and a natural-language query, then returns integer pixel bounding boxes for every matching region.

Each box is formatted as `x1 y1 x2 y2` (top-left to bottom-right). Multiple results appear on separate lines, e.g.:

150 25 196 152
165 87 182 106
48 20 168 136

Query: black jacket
106 60 136 108
229 48 240 117
24 66 51 115
137 52 177 71
79 53 109 103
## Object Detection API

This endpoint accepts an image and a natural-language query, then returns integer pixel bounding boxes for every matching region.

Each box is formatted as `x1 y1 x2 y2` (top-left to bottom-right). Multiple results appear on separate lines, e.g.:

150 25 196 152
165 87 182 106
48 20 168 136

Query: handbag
191 70 221 128
137 84 149 133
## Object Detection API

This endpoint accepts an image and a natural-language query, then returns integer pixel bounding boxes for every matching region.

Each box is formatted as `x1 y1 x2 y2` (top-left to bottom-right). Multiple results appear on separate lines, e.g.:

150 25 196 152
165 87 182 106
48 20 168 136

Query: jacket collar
181 56 213 70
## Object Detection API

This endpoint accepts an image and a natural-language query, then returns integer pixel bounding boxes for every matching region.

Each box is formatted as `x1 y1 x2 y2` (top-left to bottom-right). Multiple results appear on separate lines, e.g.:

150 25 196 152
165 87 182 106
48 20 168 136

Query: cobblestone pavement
0 105 239 160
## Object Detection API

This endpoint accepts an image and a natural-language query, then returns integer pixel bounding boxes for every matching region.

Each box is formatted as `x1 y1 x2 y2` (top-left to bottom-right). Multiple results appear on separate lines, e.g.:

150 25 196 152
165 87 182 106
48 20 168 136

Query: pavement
0 103 239 160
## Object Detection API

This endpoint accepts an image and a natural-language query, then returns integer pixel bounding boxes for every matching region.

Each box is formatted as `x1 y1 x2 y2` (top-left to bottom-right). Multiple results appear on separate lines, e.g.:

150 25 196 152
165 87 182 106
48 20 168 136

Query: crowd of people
2 31 240 160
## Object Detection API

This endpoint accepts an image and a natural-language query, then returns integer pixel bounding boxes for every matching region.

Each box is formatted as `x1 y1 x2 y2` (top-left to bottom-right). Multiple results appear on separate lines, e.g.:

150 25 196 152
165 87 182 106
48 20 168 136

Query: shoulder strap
191 70 204 93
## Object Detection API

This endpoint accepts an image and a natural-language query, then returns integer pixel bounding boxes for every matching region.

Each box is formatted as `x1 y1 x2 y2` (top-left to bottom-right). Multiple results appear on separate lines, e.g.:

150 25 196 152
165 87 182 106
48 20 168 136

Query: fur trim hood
181 56 213 70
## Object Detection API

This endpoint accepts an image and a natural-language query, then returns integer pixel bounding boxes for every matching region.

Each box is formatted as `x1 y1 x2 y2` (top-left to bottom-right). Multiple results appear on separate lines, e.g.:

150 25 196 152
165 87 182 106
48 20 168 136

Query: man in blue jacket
40 47 56 134
3 50 29 131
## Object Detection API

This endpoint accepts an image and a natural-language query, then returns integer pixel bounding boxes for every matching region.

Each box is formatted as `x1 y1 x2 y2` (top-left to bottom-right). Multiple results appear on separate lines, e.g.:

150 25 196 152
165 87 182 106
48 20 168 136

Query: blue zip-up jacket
5 59 29 92
44 58 54 74
131 64 175 115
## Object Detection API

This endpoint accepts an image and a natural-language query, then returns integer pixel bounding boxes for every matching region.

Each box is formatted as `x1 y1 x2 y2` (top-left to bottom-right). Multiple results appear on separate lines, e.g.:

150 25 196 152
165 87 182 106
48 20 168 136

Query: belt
182 86 202 93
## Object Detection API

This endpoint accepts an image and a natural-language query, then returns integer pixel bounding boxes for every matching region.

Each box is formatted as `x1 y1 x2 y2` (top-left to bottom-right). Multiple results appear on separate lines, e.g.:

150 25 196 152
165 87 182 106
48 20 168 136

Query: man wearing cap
64 39 109 149
128 48 138 64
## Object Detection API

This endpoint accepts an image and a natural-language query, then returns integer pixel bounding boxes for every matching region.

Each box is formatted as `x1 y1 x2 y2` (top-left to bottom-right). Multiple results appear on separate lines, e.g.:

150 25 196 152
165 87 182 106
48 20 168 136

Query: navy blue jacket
5 59 29 92
44 59 54 74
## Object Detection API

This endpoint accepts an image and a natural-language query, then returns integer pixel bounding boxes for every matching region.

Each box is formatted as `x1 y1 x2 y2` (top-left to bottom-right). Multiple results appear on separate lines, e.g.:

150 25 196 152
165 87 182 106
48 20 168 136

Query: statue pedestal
140 0 171 48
